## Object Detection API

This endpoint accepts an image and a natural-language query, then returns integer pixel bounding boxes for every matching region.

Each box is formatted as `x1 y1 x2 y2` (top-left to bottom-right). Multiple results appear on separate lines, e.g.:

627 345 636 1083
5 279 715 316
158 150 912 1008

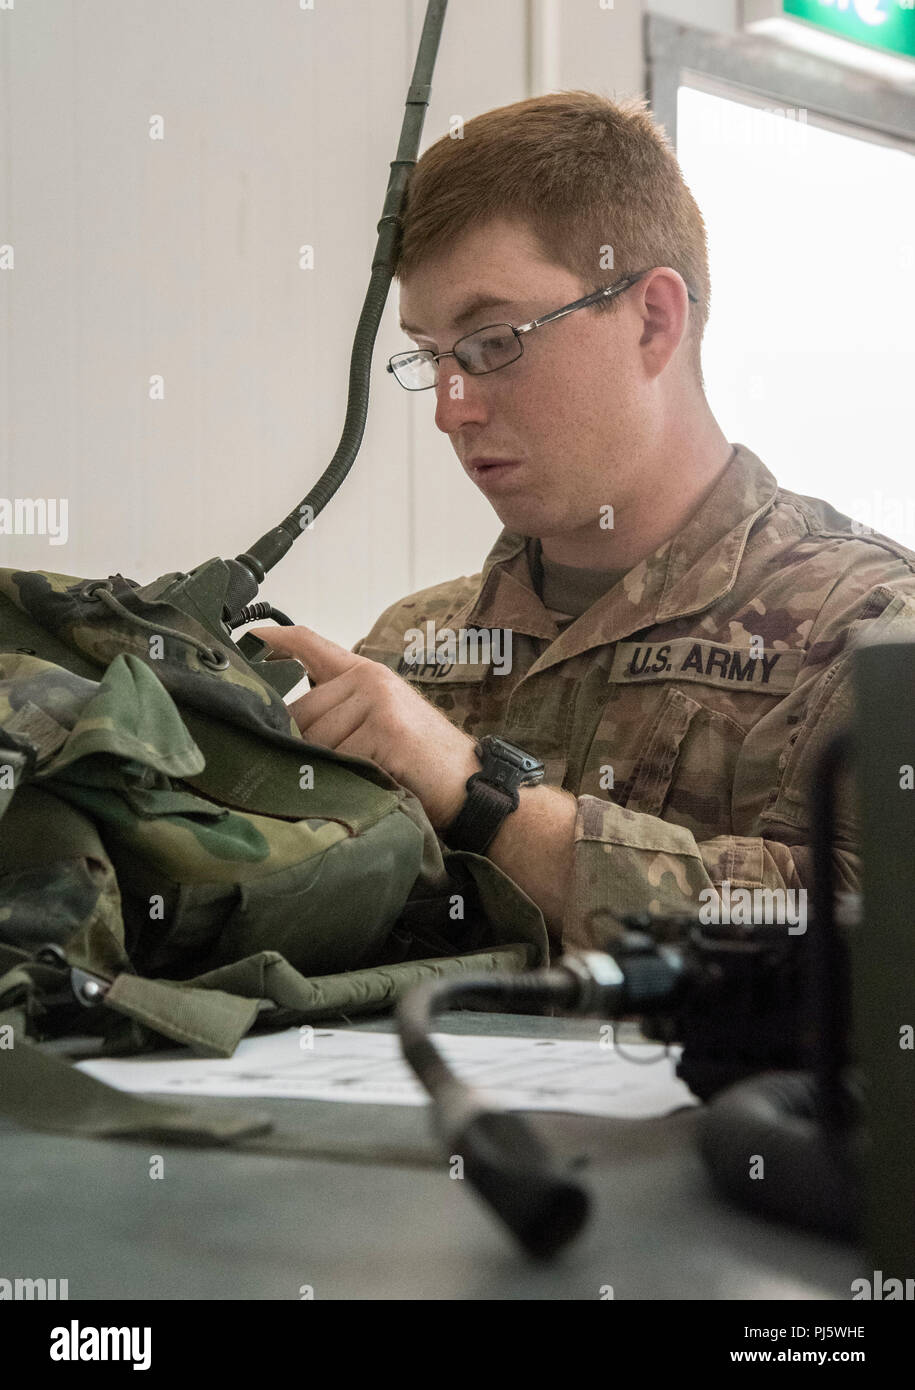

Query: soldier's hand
249 624 479 830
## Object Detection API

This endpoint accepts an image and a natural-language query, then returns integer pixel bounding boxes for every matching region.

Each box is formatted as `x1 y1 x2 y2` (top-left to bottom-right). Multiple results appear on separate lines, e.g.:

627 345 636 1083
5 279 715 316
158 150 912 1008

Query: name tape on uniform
396 657 490 682
610 639 803 693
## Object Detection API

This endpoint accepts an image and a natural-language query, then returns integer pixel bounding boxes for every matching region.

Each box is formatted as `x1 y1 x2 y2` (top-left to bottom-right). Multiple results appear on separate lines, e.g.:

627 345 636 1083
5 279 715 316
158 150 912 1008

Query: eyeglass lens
392 324 522 388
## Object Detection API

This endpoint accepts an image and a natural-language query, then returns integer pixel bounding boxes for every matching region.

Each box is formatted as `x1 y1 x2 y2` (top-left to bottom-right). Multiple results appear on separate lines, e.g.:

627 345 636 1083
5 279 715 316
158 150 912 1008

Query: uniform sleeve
560 582 915 952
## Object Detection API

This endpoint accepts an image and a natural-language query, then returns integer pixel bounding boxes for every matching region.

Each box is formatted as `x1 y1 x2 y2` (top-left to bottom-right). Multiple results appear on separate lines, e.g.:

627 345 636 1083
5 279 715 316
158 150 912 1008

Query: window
649 16 915 546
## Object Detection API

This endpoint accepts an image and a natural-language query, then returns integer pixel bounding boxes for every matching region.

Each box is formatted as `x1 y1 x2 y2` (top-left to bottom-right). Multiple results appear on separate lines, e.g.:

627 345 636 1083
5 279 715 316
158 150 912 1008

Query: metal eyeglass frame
386 268 700 390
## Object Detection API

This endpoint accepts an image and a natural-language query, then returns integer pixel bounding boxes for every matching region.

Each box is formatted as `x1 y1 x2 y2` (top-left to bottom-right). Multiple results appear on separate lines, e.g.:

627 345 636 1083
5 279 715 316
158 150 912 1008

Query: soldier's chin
485 497 535 531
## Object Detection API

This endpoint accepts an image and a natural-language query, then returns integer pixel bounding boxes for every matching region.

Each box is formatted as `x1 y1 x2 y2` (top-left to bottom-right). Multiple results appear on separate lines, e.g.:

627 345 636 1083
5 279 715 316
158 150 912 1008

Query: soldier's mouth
468 458 524 485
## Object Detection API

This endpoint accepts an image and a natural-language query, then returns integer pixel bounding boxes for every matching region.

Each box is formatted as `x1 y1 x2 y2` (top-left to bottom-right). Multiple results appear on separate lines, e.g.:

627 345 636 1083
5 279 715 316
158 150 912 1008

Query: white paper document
75 1028 698 1119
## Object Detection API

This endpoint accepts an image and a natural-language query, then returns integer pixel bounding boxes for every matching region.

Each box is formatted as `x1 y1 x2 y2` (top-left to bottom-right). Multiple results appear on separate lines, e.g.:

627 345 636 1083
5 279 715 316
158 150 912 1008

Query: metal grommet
197 647 230 672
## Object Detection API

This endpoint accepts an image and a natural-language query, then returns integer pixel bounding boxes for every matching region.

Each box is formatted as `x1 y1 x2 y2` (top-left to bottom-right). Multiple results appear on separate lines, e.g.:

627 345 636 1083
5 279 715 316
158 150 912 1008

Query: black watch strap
444 773 519 855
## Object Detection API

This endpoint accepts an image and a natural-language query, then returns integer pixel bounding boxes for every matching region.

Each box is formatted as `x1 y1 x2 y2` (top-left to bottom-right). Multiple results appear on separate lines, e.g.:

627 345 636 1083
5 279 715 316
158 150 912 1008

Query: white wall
0 0 741 649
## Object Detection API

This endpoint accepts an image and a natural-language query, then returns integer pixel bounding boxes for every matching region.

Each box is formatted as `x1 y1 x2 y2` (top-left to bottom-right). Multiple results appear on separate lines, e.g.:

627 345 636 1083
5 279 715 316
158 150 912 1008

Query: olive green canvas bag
0 564 547 1142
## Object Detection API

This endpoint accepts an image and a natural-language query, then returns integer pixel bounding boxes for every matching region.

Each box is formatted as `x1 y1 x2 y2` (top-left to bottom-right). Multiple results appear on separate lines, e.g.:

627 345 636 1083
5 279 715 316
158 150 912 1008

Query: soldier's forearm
485 784 579 947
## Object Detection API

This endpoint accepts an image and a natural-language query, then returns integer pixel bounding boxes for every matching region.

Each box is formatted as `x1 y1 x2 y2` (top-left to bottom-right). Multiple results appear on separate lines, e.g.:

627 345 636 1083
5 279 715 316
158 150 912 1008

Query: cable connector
558 950 626 1014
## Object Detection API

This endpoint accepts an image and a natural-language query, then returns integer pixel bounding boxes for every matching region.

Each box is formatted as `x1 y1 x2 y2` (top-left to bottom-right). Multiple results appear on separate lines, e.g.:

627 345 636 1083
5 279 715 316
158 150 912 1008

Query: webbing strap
0 943 536 1146
104 975 262 1057
0 1011 272 1142
0 956 262 1059
0 958 270 1143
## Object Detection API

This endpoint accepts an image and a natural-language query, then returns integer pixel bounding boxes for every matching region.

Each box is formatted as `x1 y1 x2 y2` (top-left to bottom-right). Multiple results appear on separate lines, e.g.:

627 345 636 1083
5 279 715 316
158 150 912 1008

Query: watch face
480 735 545 783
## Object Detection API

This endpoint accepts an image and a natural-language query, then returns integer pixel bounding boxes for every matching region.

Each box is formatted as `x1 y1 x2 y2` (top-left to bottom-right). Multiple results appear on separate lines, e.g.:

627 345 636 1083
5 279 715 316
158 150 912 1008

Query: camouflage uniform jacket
355 443 915 950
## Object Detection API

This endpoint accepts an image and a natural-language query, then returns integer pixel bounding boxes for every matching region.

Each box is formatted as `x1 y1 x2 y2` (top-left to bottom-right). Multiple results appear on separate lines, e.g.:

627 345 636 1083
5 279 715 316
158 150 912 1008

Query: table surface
0 1012 865 1301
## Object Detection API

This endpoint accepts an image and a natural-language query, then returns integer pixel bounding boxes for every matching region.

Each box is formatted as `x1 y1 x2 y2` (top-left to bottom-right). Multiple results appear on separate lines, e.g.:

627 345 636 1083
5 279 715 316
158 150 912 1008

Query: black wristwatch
443 735 545 855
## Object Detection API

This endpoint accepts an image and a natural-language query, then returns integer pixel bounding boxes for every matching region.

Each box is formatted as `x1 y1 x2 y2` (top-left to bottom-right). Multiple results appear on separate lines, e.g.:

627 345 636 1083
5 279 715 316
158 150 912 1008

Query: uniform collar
449 443 779 670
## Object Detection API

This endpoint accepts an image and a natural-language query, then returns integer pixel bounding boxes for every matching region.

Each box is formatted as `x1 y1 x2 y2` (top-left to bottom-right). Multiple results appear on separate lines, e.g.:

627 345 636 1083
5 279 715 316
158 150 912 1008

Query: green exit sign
783 0 915 60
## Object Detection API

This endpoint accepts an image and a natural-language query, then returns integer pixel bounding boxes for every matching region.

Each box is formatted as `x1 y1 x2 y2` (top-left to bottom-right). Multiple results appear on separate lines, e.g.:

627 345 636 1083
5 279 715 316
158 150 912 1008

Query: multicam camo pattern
355 444 915 951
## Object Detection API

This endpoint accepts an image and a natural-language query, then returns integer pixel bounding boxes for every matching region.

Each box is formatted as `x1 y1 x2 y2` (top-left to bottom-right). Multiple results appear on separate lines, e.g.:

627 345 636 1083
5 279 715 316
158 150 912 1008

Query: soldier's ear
634 270 689 379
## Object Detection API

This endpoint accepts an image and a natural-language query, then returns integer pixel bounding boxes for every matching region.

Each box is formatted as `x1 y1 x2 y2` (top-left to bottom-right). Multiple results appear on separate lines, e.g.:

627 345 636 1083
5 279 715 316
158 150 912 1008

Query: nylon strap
0 1011 272 1142
104 975 262 1057
0 944 535 1147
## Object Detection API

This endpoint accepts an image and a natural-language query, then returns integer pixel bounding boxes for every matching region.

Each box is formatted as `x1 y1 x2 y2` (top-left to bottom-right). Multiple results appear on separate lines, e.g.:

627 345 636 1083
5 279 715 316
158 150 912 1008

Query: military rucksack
0 561 548 1142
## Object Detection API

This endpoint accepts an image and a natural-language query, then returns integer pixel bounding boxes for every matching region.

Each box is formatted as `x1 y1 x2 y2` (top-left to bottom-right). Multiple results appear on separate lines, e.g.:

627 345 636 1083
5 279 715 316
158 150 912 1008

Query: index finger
248 625 362 684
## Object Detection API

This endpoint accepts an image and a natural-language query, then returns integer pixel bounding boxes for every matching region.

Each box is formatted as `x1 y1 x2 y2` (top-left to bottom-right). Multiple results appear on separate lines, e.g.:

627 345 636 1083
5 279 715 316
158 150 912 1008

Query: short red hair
396 90 711 385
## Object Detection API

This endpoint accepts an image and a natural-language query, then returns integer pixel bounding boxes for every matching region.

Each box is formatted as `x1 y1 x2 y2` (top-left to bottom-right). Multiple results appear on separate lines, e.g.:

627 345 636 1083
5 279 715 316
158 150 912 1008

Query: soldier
255 91 915 955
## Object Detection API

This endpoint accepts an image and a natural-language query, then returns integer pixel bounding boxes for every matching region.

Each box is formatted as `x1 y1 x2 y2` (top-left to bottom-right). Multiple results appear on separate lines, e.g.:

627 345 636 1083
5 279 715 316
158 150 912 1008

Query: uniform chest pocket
579 684 703 814
617 686 703 816
583 680 763 837
580 639 803 829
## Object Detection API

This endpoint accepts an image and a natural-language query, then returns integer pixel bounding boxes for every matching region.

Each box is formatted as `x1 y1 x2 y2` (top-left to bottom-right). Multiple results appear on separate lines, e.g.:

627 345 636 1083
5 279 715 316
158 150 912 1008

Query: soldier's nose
434 372 489 433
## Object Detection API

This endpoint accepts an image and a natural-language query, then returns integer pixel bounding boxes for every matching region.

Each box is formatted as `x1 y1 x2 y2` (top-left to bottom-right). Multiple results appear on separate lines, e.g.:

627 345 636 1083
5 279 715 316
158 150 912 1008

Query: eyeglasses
386 268 700 391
